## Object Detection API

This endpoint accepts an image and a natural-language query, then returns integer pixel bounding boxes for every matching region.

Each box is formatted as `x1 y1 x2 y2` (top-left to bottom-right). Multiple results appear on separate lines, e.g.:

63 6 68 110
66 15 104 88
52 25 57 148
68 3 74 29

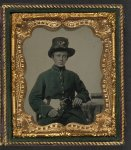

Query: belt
43 98 72 111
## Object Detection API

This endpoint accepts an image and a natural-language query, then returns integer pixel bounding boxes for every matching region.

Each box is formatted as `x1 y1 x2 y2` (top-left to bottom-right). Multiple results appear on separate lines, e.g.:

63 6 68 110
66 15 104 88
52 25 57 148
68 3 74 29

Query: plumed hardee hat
48 37 75 57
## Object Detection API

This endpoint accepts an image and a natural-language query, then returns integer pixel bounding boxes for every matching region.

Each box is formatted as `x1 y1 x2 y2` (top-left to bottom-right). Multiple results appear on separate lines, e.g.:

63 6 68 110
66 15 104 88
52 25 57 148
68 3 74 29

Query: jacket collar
52 65 66 72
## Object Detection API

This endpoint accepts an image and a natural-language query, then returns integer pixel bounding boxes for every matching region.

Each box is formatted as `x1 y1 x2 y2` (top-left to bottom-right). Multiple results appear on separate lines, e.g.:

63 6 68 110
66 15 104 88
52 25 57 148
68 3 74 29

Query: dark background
0 0 131 150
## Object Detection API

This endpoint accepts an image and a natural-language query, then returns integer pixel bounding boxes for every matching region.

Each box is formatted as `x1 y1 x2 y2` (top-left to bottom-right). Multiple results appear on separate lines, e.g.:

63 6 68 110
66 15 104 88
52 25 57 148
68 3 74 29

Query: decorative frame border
0 7 2 145
1 4 124 145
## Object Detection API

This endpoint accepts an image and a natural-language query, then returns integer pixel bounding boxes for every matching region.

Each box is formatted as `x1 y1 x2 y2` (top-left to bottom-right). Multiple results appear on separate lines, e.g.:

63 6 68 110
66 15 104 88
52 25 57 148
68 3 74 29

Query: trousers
37 107 88 125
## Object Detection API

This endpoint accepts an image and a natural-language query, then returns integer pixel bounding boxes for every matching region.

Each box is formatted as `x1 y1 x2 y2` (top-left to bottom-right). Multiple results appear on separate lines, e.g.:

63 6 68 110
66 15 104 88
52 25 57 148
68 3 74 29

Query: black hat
48 37 75 57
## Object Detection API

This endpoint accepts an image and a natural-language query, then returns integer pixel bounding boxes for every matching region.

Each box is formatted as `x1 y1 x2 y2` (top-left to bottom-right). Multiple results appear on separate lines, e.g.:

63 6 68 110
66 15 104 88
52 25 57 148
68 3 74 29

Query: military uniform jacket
29 65 90 124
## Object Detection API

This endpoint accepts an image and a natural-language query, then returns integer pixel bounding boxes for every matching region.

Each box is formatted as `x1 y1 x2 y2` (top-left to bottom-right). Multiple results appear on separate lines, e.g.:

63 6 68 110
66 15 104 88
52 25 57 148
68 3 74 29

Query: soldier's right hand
48 109 58 118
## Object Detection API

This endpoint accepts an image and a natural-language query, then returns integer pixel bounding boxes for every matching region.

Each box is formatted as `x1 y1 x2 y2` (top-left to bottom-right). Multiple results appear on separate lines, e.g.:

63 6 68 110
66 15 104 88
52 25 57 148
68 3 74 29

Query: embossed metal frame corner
1 4 124 145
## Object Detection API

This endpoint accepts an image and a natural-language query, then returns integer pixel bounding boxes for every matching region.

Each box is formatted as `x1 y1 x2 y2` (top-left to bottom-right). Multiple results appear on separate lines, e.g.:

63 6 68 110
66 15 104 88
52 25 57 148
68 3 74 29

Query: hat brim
48 48 75 58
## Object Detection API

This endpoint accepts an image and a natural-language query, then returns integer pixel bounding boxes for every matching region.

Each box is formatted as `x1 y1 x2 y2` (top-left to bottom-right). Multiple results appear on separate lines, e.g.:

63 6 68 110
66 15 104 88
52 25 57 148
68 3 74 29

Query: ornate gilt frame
1 4 124 145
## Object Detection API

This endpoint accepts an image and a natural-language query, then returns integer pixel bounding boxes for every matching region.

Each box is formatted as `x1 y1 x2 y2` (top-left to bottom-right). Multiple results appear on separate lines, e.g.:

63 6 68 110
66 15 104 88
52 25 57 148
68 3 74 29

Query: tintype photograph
1 4 124 145
24 28 103 126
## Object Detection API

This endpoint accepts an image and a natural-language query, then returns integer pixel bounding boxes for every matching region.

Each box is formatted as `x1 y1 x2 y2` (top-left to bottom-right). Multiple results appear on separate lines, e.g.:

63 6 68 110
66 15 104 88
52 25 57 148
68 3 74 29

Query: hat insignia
57 41 66 48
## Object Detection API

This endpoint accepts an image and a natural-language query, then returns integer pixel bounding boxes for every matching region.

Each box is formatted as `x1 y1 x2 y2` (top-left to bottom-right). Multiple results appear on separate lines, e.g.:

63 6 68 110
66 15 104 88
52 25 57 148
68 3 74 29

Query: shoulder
37 68 52 79
65 69 79 77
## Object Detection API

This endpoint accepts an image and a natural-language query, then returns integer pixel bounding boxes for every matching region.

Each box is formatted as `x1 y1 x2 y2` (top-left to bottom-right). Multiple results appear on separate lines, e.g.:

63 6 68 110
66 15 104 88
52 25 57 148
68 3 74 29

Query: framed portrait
0 4 124 145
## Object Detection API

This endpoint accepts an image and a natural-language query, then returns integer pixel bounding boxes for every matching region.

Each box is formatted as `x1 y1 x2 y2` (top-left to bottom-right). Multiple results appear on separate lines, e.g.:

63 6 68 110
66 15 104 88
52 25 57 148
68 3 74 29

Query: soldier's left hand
72 97 82 108
60 100 66 108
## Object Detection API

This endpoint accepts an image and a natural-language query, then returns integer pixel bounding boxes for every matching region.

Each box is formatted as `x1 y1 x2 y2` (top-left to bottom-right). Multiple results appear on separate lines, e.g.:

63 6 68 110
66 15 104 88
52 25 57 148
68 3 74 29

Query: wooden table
82 99 104 123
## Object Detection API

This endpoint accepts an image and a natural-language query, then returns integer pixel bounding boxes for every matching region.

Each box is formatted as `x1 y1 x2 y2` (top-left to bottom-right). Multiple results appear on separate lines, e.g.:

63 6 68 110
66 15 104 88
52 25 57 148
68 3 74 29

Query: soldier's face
52 51 68 67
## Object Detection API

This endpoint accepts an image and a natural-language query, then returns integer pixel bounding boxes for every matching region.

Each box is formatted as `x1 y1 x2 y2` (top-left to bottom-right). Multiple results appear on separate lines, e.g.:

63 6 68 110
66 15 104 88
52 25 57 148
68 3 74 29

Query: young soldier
29 37 90 125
